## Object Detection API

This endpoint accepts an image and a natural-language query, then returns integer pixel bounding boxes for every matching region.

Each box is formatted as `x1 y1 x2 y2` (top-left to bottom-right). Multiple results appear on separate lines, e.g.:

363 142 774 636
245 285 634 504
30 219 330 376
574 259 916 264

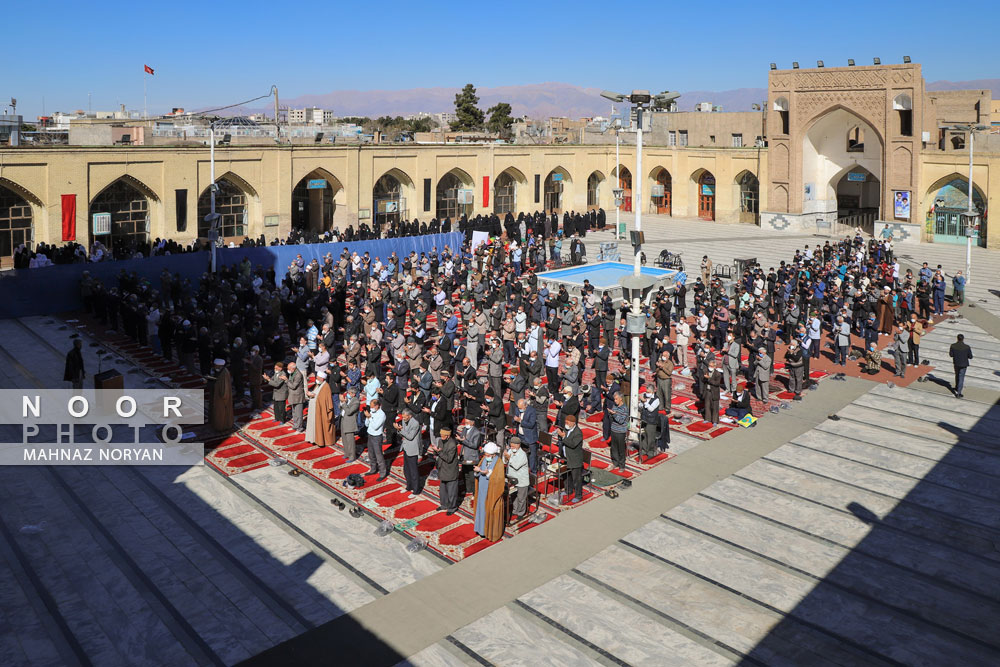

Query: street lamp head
601 91 626 103
628 90 652 105
653 91 681 107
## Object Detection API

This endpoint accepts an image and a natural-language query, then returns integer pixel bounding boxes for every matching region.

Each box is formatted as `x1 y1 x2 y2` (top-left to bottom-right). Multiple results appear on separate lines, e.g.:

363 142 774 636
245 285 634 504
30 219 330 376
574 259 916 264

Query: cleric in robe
473 442 506 541
209 358 234 431
305 371 337 448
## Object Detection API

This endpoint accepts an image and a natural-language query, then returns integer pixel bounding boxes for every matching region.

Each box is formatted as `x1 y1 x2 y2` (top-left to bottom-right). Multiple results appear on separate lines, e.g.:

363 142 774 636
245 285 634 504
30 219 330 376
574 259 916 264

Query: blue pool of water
538 262 676 289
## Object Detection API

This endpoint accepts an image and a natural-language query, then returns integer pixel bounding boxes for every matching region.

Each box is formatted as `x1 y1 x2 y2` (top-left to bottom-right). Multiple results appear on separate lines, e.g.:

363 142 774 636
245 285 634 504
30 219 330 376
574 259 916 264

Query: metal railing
836 211 876 236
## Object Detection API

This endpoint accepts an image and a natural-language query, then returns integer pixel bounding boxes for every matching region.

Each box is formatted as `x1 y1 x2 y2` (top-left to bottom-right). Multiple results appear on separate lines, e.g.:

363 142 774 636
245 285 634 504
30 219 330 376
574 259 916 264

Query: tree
486 103 514 139
452 83 484 131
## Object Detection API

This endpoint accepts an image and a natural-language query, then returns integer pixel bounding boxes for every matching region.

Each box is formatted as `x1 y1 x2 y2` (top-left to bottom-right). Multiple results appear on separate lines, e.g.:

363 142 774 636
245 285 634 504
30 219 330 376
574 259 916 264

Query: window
847 126 865 152
898 110 912 136
709 135 716 143
773 97 790 135
678 130 688 147
951 133 966 150
668 131 676 146
731 133 743 148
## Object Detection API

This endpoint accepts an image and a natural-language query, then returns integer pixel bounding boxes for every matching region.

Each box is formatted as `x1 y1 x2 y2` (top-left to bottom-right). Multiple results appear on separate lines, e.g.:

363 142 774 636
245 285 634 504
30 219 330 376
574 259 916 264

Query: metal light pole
208 121 219 273
615 114 621 241
942 124 988 285
601 88 680 455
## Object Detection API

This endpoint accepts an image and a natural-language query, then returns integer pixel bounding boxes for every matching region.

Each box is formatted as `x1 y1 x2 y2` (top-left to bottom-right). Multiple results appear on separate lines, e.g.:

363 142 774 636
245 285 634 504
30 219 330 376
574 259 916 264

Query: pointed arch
586 170 605 210
89 175 157 257
213 170 259 201
649 166 672 215
543 167 571 213
437 168 475 220
373 168 412 227
494 167 526 215
197 172 255 240
91 173 160 205
734 170 759 222
0 177 43 208
612 165 632 212
292 168 344 234
0 179 36 267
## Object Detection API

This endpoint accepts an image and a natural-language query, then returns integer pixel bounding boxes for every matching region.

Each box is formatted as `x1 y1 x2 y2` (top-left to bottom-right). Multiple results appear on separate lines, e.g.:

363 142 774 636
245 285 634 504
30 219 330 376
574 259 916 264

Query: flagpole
143 70 147 120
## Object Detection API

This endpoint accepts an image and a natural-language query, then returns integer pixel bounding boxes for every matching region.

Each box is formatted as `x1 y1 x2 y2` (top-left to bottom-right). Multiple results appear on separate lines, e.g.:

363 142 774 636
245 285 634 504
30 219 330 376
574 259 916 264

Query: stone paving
0 216 998 666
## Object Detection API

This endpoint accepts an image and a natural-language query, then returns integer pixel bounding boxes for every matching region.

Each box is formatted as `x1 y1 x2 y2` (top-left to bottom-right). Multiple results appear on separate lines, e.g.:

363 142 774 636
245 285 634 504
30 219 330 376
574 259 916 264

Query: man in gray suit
286 361 307 433
466 318 480 367
723 333 741 395
487 340 504 401
834 315 851 366
340 386 360 460
892 326 909 378
399 408 423 495
752 347 772 403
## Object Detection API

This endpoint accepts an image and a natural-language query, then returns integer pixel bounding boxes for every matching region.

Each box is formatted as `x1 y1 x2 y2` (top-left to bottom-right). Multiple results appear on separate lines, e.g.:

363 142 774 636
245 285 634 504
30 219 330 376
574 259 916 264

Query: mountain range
227 79 1000 120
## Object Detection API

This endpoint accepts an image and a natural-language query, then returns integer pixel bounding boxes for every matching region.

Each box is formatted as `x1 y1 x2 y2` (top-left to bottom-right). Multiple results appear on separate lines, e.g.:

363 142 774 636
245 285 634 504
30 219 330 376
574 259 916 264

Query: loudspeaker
175 189 188 232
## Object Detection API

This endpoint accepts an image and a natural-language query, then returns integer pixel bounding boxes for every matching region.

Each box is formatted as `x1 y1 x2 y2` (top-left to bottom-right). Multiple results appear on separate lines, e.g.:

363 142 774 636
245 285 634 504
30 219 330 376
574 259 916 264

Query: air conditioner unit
650 184 665 196
457 189 474 204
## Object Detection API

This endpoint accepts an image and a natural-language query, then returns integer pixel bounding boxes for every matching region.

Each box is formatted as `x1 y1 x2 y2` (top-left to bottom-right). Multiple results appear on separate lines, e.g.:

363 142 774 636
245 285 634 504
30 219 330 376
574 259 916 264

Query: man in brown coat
701 358 722 425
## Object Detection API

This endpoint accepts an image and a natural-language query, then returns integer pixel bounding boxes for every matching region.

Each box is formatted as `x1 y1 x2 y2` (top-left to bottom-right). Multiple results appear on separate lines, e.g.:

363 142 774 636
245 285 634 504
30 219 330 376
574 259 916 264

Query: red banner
61 194 76 242
482 176 489 209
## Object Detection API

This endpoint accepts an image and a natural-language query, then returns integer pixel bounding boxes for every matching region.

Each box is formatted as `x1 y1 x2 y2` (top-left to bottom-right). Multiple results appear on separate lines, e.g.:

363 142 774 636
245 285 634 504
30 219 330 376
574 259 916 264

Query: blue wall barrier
0 232 463 319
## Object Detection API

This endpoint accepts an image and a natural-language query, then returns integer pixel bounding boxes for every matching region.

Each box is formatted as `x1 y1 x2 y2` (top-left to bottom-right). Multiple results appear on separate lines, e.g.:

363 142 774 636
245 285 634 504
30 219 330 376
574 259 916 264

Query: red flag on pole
61 194 76 242
144 65 154 75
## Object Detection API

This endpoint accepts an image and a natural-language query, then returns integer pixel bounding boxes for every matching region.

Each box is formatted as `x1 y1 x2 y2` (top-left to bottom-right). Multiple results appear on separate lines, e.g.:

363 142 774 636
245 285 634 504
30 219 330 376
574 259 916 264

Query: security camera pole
206 119 221 273
601 88 681 448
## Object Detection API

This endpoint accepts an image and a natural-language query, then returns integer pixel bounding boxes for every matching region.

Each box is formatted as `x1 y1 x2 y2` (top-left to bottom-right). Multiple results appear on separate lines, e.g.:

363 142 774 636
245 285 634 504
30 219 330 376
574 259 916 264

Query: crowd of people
67 215 976 541
13 208 607 268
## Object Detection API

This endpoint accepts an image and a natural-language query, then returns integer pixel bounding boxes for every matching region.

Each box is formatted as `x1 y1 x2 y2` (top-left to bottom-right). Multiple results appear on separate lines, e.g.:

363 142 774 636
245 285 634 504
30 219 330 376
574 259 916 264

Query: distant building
287 107 335 125
0 114 22 146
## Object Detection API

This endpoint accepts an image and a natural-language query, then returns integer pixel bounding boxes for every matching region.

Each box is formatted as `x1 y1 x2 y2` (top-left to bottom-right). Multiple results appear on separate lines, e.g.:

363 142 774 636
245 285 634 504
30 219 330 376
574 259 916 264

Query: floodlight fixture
848 59 855 66
817 60 824 68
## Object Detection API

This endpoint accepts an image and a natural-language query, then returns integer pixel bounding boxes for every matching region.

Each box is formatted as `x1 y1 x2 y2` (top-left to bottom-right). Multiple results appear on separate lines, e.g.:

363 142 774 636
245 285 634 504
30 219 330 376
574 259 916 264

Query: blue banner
0 232 463 319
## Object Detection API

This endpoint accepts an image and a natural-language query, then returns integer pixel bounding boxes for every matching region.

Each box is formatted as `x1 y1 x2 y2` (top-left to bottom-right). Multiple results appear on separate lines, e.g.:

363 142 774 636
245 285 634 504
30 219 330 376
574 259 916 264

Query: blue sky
5 0 998 119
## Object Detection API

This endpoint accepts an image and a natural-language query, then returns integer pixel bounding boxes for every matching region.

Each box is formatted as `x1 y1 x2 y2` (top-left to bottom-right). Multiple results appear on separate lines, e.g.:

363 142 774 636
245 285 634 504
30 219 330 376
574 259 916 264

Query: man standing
267 362 289 424
363 398 388 480
952 270 966 306
702 359 722 425
700 255 713 285
431 427 460 514
399 408 423 496
209 359 234 432
504 437 530 518
544 337 562 390
286 361 306 432
593 337 610 389
906 314 923 367
753 347 772 403
609 392 629 470
341 386 361 461
64 339 85 390
892 325 909 378
949 334 973 398
722 333 740 395
834 316 850 367
487 341 504 401
248 346 264 411
513 397 539 474
558 414 584 505
639 390 661 461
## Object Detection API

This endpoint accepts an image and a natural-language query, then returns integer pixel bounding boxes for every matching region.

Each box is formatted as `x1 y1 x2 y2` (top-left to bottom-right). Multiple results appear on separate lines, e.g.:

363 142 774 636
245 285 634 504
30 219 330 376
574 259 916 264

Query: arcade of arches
0 116 996 253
